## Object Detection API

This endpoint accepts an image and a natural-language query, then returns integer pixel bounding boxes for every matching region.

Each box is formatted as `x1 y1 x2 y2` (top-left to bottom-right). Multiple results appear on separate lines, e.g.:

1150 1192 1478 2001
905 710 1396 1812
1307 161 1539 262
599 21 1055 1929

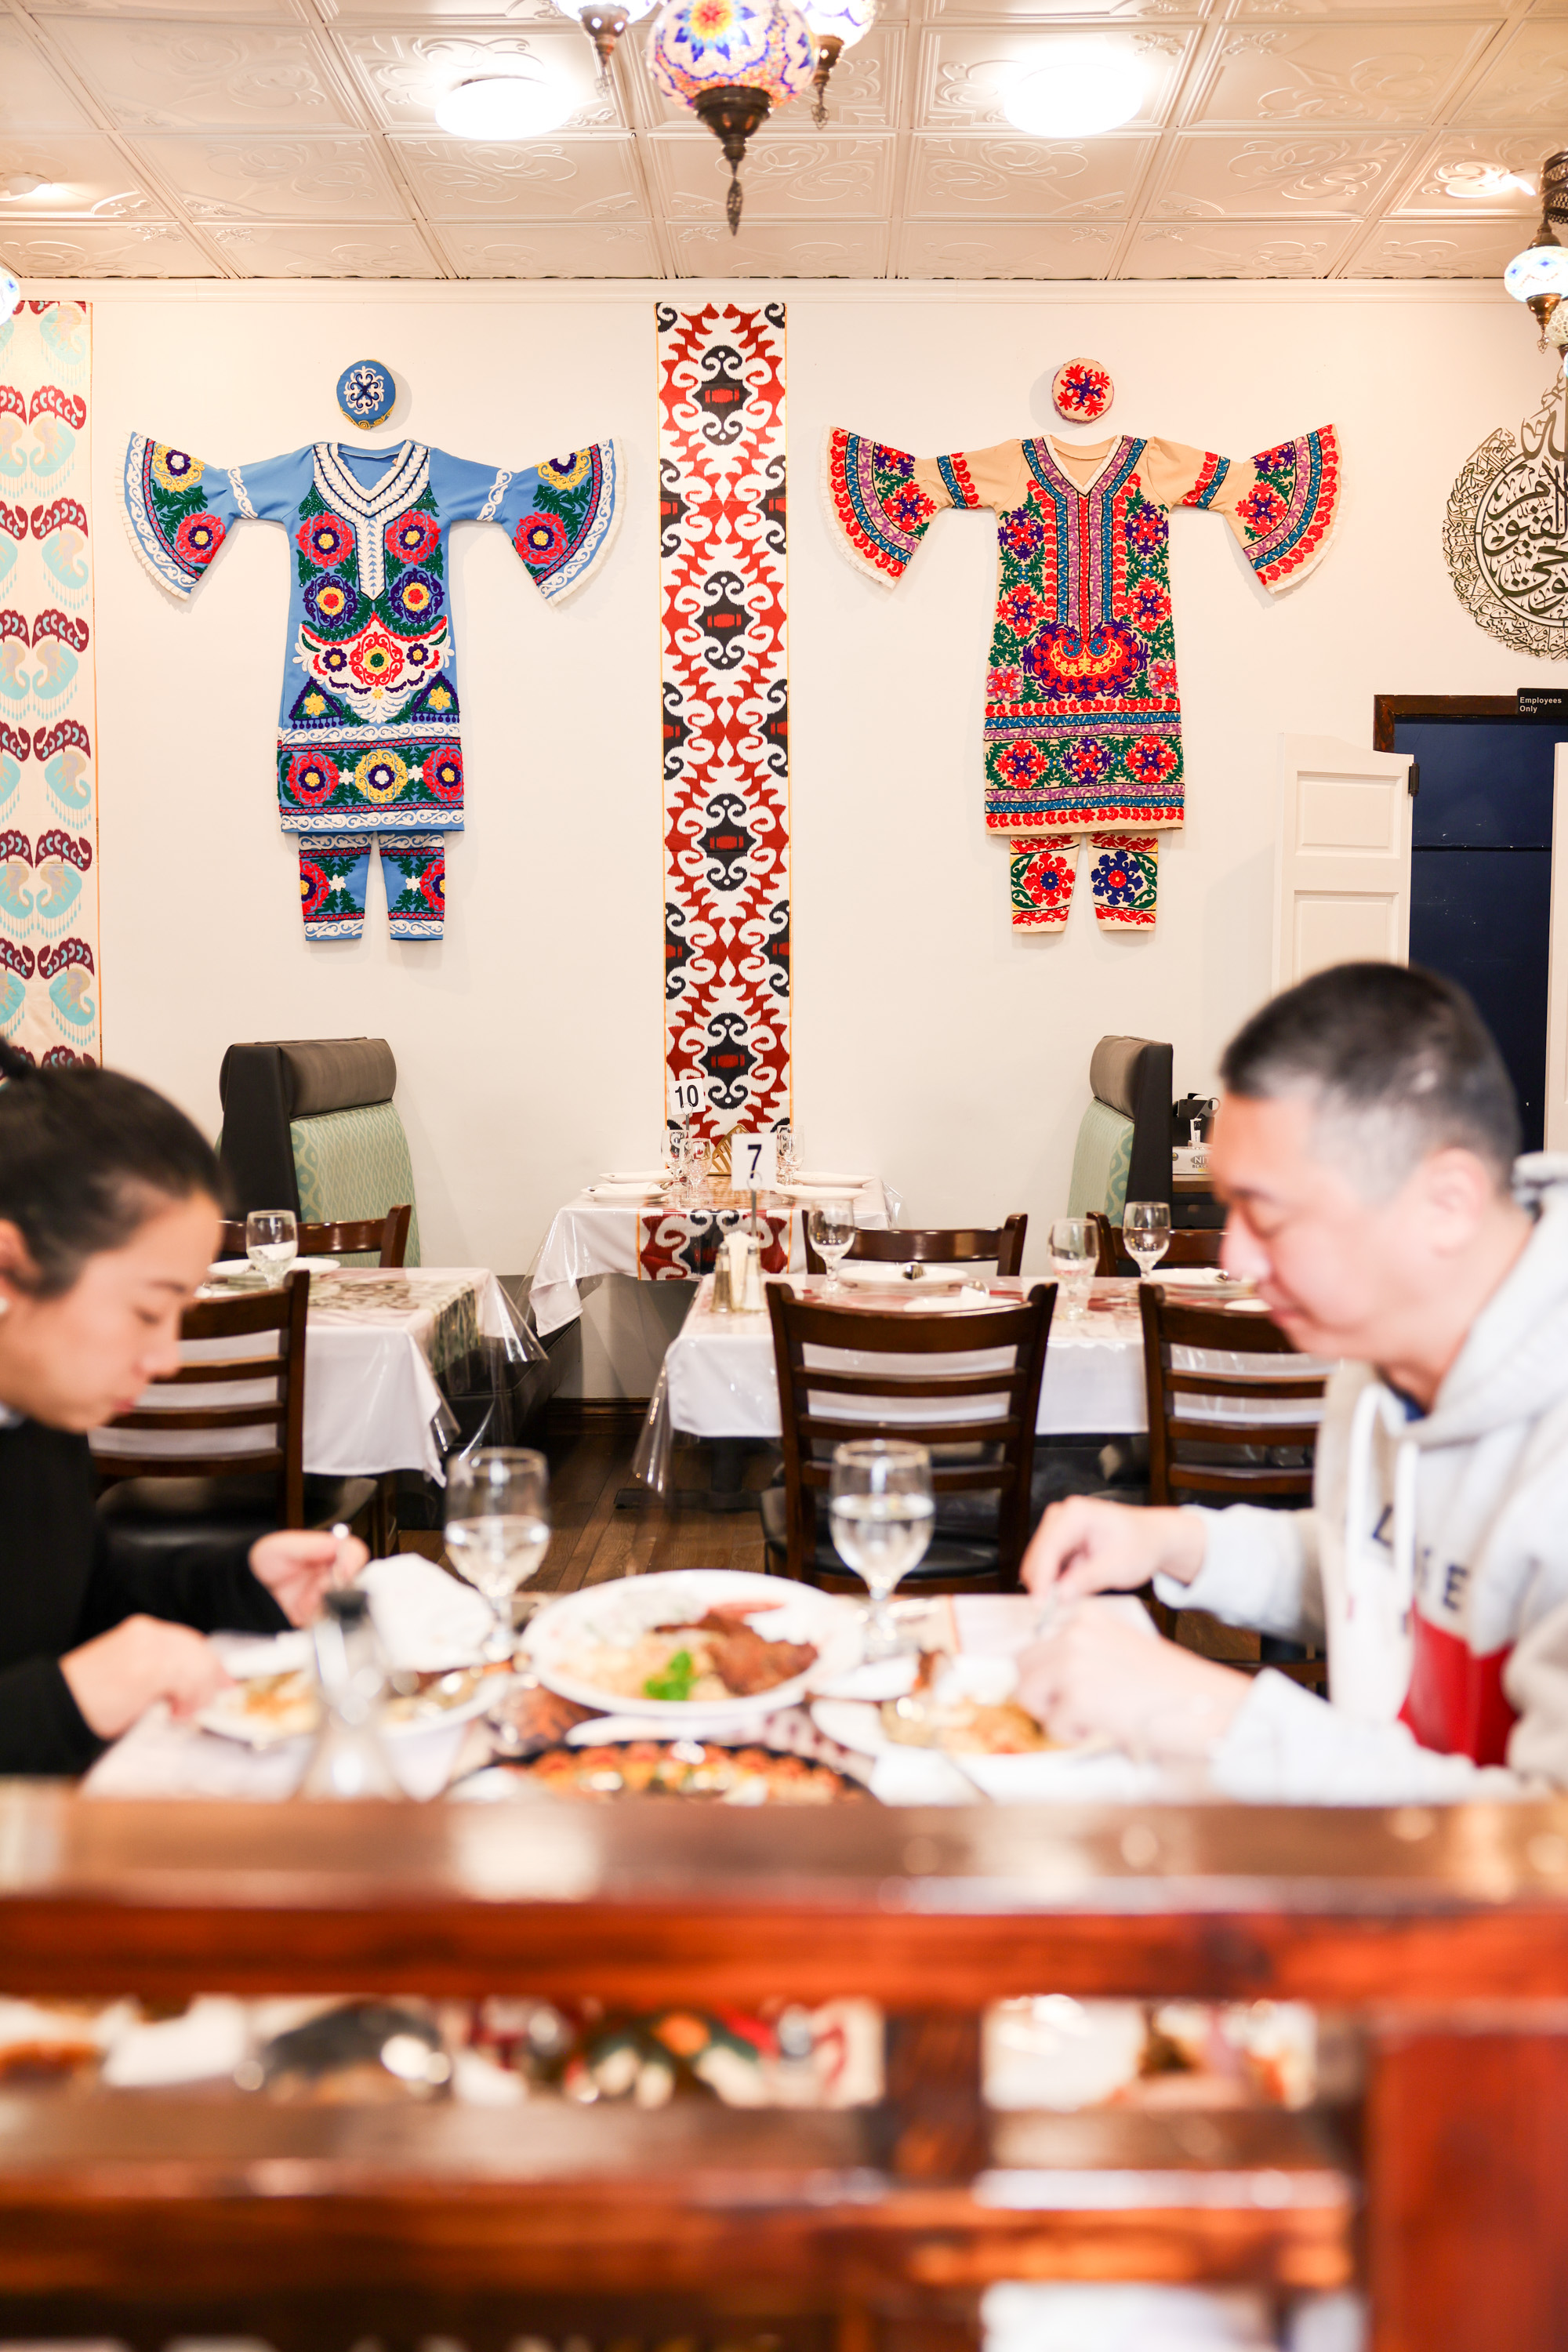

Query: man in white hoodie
1017 960 1568 1801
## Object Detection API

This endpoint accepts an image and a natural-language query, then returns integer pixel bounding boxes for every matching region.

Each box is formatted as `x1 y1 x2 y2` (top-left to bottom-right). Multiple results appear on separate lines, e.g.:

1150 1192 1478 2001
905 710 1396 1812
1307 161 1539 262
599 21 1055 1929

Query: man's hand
60 1615 230 1740
1022 1497 1207 1602
1015 1601 1250 1760
250 1528 368 1627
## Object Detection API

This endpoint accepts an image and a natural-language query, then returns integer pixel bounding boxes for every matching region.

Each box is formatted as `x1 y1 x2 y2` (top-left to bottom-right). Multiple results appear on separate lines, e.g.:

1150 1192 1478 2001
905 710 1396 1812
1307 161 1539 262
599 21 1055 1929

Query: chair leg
372 1473 397 1557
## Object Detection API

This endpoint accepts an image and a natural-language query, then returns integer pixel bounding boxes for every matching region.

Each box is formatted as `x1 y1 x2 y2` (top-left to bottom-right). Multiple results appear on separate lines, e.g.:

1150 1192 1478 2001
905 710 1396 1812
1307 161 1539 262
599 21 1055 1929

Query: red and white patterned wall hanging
658 301 789 1141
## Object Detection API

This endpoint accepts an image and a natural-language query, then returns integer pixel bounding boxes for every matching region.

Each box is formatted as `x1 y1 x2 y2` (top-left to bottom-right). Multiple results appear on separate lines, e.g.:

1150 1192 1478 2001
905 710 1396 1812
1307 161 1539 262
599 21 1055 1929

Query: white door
1273 735 1415 993
1545 745 1568 1153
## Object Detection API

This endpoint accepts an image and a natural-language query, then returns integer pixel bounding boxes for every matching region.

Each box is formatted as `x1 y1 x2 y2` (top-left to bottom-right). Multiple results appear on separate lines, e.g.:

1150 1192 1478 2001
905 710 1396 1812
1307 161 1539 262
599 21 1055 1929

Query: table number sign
729 1131 777 1189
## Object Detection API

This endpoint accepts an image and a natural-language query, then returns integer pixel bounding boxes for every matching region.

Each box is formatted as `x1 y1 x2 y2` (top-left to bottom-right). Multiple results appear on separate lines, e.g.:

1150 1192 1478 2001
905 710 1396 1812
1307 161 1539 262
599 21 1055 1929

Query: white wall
56 277 1561 1311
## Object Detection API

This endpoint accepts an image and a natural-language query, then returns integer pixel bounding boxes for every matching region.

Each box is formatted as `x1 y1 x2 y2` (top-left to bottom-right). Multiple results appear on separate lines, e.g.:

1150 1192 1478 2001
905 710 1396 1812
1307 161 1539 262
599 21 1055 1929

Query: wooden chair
1091 1213 1225 1278
94 1271 376 1555
217 1203 412 1268
1138 1281 1332 1690
804 1214 1027 1279
762 1280 1054 1589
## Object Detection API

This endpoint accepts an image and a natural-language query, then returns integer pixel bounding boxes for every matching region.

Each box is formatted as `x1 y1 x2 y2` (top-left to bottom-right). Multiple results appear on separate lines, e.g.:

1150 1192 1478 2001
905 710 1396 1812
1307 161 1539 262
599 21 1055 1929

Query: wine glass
662 1122 687 1193
829 1440 935 1661
685 1134 712 1200
245 1209 298 1287
1123 1200 1171 1279
776 1122 798 1184
808 1199 856 1289
444 1447 551 1665
1048 1215 1096 1323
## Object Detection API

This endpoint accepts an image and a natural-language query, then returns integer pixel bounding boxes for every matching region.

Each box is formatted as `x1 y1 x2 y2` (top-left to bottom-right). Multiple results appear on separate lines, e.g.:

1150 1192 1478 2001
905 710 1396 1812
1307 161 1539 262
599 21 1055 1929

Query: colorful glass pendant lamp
649 0 817 233
802 0 876 126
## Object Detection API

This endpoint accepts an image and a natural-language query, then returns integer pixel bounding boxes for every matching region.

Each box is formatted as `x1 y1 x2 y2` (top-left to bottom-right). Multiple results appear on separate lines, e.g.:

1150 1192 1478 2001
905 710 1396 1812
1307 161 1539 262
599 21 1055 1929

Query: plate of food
523 1570 861 1726
814 1652 1079 1760
197 1661 506 1749
459 1738 869 1806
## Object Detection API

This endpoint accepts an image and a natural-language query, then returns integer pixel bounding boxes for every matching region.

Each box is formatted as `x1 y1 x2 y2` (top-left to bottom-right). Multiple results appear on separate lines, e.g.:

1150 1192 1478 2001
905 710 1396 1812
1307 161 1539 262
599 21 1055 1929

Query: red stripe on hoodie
1399 1613 1518 1766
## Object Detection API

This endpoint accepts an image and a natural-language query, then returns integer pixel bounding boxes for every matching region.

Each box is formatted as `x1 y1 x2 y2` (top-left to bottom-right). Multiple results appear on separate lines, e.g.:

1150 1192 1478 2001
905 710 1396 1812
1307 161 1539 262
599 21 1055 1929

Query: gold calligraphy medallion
1445 381 1568 658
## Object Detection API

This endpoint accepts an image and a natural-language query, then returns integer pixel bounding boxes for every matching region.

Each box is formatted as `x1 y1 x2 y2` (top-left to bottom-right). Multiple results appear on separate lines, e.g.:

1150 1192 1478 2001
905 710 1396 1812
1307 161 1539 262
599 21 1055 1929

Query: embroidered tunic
122 434 619 847
823 426 1340 925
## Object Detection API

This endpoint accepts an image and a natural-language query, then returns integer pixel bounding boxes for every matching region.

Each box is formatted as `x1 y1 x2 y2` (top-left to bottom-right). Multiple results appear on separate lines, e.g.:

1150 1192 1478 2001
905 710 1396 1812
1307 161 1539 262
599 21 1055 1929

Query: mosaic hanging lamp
553 0 659 90
800 0 876 128
649 0 817 234
1504 151 1568 346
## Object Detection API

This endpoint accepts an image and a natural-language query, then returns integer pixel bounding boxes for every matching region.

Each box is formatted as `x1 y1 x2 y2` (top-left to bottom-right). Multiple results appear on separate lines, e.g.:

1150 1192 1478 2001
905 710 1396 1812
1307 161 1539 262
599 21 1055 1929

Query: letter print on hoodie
122 435 620 940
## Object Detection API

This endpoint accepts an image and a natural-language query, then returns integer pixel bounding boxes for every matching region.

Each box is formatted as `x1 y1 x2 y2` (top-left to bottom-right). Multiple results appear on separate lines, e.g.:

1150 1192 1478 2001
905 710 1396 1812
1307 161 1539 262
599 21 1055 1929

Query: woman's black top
0 1417 289 1776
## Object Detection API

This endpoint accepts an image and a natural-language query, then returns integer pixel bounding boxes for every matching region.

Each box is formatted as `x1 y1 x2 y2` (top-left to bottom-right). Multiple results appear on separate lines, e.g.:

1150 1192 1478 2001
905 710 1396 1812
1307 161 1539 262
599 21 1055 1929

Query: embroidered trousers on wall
298 832 445 943
1010 833 1159 932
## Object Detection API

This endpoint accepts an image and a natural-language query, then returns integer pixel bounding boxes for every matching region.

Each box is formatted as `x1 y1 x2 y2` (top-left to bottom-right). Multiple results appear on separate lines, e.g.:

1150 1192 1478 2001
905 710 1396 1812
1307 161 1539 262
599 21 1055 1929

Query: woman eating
0 1041 365 1774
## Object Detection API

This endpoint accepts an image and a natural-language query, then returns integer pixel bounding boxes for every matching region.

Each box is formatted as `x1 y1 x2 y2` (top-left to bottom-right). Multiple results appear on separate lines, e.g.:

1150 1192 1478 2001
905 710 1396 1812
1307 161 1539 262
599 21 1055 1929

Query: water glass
684 1134 712 1200
1048 1215 1097 1322
444 1447 551 1664
1123 1199 1172 1279
808 1199 857 1288
829 1439 935 1659
245 1209 298 1287
776 1122 798 1183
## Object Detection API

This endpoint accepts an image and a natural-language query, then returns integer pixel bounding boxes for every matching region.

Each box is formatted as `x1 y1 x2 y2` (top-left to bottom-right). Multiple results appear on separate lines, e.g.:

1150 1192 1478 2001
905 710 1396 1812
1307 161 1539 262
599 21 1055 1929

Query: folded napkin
868 1748 982 1805
362 1553 493 1671
102 1996 249 2089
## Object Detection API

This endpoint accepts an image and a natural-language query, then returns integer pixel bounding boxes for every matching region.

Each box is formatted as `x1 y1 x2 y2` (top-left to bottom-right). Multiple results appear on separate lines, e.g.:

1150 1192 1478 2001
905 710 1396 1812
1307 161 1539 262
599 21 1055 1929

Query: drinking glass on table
808 1199 856 1290
685 1134 712 1198
829 1439 935 1660
245 1209 298 1287
444 1447 551 1664
1123 1199 1171 1279
776 1122 798 1184
1048 1215 1096 1323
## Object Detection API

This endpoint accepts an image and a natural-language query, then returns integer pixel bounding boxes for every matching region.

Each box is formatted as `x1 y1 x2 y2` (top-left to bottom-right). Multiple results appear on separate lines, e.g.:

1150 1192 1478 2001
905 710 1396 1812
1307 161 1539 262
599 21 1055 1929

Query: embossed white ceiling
0 0 1565 278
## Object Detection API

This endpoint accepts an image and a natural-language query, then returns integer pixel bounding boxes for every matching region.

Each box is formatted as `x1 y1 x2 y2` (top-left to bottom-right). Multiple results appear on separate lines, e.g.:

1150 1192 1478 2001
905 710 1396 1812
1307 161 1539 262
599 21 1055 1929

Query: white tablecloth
90 1268 519 1483
659 1276 1327 1443
528 1178 896 1338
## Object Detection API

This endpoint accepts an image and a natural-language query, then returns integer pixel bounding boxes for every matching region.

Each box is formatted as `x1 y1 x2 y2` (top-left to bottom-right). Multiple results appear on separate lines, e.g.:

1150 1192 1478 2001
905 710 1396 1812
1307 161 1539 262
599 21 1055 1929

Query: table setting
526 1122 900 1338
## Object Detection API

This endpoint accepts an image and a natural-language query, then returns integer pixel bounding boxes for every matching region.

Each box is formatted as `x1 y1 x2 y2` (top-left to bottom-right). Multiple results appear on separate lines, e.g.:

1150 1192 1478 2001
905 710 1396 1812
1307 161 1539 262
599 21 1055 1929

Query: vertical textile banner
658 302 789 1139
0 300 100 1065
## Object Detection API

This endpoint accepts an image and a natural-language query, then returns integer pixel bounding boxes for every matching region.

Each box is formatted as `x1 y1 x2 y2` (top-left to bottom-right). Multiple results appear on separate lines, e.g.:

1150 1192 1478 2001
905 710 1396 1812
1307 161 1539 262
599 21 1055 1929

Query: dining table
88 1265 539 1484
528 1174 899 1338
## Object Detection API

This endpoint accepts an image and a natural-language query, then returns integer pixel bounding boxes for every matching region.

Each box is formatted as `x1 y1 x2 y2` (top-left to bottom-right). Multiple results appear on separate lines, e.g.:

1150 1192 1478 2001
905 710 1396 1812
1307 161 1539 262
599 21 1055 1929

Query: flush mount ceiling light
552 0 659 90
1001 45 1146 139
434 71 574 139
1 172 45 199
1446 164 1536 201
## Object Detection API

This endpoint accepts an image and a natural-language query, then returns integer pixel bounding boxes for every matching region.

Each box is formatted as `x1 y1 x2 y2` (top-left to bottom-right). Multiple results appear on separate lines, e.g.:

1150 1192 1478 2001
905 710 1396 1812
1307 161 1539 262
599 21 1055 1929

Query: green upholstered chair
216 1039 420 1265
1066 1035 1174 1224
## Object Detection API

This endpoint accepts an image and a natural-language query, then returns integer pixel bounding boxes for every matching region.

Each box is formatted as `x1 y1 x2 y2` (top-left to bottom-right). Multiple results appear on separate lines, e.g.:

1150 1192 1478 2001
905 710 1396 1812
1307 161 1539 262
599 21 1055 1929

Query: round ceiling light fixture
1001 45 1146 139
1 172 45 199
434 71 574 140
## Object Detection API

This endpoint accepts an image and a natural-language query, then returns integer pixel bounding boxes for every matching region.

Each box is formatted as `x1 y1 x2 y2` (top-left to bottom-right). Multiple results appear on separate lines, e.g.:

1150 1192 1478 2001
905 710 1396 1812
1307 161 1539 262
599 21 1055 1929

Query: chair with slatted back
93 1271 375 1561
1138 1281 1331 1689
1090 1214 1225 1279
762 1281 1055 1588
217 1204 412 1269
804 1214 1027 1279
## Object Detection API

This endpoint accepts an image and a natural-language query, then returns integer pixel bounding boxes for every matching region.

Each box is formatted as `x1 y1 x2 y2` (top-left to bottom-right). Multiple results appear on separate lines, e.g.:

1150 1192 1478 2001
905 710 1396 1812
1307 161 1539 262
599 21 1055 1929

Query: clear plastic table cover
89 1269 542 1485
636 1278 1334 1489
528 1178 900 1338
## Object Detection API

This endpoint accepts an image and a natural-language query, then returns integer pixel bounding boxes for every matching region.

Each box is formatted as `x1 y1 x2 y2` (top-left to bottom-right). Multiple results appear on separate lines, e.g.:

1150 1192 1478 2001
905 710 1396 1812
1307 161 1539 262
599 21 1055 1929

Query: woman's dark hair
0 1040 223 1296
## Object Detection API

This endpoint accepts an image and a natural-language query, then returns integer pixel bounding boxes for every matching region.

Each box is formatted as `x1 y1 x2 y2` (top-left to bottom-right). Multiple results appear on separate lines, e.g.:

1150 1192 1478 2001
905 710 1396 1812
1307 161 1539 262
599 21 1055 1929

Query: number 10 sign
729 1133 777 1190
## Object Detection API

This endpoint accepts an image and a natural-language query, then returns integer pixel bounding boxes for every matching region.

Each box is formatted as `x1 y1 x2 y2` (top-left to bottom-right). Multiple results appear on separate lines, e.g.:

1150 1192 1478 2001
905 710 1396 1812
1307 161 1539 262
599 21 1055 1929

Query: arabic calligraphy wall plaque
1445 382 1568 659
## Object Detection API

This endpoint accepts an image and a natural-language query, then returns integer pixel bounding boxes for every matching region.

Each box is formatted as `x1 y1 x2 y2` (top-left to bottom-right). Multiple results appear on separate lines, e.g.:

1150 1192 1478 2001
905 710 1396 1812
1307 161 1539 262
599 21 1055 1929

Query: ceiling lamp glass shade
802 0 876 125
1001 45 1146 138
1504 237 1568 302
552 0 659 89
650 0 816 232
434 71 573 139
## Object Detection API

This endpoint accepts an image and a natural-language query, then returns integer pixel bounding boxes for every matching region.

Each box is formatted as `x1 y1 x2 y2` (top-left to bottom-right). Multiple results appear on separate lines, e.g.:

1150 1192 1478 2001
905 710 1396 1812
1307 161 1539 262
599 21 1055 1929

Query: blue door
1395 719 1556 1155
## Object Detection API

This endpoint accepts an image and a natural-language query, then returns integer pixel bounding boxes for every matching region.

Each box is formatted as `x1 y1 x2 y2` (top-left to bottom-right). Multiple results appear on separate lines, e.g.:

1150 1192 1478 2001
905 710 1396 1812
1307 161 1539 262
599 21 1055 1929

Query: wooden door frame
1374 694 1528 751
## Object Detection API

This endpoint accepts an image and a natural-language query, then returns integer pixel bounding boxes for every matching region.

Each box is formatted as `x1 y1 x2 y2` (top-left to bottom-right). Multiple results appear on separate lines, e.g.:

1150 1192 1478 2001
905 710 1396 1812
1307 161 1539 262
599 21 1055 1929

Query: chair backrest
803 1215 1027 1279
766 1281 1055 1582
1091 1214 1224 1278
1138 1282 1330 1508
217 1037 421 1265
1066 1036 1174 1221
91 1271 310 1526
217 1204 412 1269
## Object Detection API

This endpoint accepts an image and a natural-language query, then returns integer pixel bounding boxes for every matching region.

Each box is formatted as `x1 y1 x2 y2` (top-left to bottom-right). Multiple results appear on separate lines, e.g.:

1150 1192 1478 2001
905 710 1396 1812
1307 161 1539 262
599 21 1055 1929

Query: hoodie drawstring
1343 1379 1419 1663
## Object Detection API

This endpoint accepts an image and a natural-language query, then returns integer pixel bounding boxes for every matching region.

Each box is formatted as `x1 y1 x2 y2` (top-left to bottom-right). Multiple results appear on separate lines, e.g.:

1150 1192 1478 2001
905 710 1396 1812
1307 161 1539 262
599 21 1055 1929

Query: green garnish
643 1648 698 1702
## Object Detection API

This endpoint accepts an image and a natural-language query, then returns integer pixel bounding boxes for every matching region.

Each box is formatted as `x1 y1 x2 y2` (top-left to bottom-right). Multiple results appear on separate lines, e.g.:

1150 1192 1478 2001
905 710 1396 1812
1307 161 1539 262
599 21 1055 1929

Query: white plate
196 1659 506 1750
777 1183 868 1202
789 1171 869 1189
601 1170 667 1185
524 1570 862 1726
584 1181 669 1200
207 1257 339 1279
811 1695 1101 1768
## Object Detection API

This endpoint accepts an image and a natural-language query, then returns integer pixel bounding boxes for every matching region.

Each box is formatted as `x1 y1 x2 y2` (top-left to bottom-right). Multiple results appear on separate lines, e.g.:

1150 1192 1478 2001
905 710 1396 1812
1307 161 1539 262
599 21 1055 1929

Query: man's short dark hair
1219 963 1521 1194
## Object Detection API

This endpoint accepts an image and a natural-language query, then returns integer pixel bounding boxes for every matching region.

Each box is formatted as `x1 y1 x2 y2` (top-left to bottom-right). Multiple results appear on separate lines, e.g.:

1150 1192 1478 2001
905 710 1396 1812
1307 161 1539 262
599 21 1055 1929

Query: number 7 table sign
731 1133 778 1192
